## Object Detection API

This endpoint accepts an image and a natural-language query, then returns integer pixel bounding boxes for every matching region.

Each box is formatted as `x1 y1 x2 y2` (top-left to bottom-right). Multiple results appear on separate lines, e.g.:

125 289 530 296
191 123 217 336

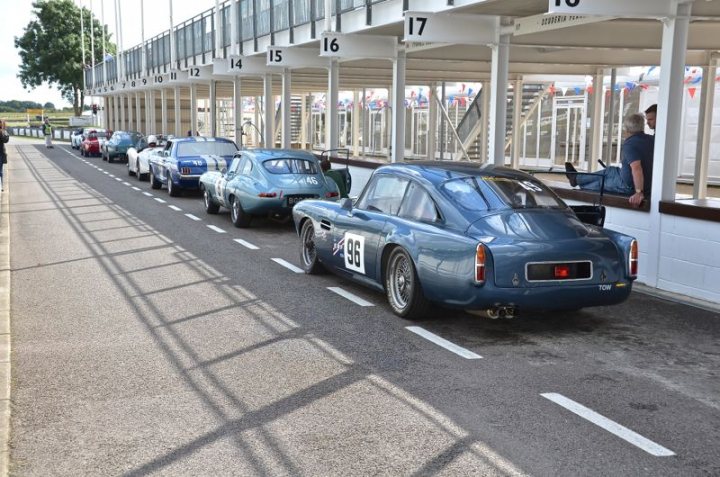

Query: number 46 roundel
344 233 365 274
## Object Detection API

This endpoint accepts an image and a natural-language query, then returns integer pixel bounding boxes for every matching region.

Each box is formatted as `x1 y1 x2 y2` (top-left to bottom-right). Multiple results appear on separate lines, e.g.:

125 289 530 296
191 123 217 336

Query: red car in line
80 130 110 157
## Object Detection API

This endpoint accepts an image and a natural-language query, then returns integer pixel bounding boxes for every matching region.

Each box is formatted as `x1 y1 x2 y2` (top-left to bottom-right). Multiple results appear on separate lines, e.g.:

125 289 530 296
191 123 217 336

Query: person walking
43 117 54 148
0 120 9 191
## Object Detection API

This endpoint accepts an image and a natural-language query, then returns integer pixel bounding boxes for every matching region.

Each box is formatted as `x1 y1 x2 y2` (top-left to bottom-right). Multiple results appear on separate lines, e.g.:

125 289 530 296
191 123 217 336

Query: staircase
455 83 548 161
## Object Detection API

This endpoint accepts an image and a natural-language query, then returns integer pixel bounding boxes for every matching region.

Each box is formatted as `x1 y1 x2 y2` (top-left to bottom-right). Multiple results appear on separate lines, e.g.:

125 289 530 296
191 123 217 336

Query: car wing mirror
163 150 170 157
340 198 353 211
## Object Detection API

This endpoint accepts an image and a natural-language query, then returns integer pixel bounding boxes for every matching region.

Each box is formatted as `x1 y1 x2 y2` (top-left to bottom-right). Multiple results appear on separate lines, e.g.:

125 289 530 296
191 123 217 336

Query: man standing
645 104 657 132
0 120 8 191
565 113 654 208
42 118 54 148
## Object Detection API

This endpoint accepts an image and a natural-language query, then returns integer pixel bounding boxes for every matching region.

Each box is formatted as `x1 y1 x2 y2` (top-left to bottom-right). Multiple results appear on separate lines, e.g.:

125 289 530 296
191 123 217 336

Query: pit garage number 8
344 233 365 274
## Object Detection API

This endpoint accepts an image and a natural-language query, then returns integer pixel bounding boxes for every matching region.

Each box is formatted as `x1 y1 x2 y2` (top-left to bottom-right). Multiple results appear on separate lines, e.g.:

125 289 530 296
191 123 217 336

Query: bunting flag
561 87 569 96
688 87 697 99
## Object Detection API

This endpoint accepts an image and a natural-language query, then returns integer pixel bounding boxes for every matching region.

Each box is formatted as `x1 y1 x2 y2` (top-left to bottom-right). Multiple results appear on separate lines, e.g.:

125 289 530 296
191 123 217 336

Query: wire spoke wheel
389 253 413 309
385 248 429 319
299 220 323 274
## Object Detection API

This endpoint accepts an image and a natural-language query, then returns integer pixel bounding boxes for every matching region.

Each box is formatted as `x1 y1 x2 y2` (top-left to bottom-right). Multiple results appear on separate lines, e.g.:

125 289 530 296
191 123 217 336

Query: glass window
441 176 565 211
240 157 253 175
176 141 238 158
356 175 409 215
262 158 319 174
399 182 440 222
440 178 489 212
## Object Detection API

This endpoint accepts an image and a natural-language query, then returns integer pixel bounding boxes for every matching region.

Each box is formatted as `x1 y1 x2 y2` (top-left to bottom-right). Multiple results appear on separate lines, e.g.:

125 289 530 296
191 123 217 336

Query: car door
331 174 410 285
213 157 241 207
154 141 173 183
227 155 256 206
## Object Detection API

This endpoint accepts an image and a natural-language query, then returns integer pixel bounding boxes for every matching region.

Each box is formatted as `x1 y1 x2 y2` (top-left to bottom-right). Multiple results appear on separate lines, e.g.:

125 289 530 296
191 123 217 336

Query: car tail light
629 240 639 277
475 243 486 284
258 192 277 198
554 265 571 279
180 167 191 175
325 191 339 198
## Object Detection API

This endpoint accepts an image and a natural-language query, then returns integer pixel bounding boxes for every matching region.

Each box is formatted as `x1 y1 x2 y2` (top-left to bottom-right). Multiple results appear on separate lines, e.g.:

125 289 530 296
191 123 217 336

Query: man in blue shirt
565 113 653 208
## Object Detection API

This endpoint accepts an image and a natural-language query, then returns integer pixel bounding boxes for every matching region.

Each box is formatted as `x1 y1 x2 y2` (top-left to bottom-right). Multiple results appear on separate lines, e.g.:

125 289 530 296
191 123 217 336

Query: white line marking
327 287 375 307
168 205 182 212
103 171 109 175
131 186 141 191
540 393 675 456
233 238 259 250
154 198 167 203
122 181 131 186
114 177 122 181
207 225 226 233
109 174 116 178
271 258 304 274
142 192 153 197
185 214 201 221
406 326 482 360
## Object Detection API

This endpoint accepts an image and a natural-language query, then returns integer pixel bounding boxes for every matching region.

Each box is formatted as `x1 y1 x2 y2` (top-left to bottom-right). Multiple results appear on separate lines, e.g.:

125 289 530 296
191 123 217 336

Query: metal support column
693 55 717 199
174 87 181 137
190 83 198 136
352 90 360 157
263 74 273 147
489 26 510 166
327 60 339 151
300 93 308 149
391 49 406 163
481 81 490 163
135 93 142 134
210 80 217 137
427 82 437 160
605 68 617 164
234 78 243 146
646 2 692 287
590 69 604 172
127 94 134 131
113 95 120 131
511 78 523 169
119 96 126 130
281 69 292 149
161 89 168 136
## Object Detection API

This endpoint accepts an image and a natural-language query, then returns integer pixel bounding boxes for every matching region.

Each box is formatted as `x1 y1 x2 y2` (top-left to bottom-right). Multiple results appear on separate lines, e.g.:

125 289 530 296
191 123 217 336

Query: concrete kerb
0 144 10 476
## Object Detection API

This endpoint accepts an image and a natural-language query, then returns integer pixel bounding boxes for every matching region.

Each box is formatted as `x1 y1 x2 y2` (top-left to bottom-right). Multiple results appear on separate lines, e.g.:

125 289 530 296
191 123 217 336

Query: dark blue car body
293 161 638 319
148 137 238 196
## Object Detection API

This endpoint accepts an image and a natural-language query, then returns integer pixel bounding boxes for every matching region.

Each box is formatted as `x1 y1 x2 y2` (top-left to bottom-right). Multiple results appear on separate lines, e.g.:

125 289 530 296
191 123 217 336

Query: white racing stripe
185 214 201 221
168 205 182 212
207 225 226 233
142 192 153 197
271 258 303 274
233 238 259 250
541 393 675 457
154 198 166 203
406 326 483 360
327 287 375 307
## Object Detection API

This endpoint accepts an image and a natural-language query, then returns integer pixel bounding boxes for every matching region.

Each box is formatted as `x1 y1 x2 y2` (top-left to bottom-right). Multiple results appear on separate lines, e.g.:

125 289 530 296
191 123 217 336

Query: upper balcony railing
85 0 394 88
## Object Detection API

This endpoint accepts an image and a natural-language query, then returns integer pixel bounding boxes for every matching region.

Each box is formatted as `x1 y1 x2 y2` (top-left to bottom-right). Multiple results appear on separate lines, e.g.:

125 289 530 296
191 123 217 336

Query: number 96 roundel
344 233 365 274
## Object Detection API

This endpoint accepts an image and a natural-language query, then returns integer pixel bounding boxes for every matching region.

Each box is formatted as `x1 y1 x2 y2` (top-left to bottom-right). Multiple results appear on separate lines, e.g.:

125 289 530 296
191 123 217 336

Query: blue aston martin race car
148 136 238 196
293 161 638 319
199 149 340 227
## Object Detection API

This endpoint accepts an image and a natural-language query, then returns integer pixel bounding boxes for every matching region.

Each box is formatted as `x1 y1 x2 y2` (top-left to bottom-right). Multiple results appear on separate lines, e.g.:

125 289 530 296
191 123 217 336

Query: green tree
43 102 56 110
15 0 116 116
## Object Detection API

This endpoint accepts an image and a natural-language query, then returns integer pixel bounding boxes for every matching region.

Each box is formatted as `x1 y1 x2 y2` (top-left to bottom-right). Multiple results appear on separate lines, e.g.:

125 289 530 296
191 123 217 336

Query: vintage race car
293 161 638 319
102 130 142 163
79 129 106 157
148 136 238 197
200 149 340 227
127 134 168 180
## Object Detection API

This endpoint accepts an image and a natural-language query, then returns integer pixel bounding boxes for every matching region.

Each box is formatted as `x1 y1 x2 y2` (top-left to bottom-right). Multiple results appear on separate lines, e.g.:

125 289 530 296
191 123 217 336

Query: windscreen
263 158 319 174
176 141 238 158
440 176 565 211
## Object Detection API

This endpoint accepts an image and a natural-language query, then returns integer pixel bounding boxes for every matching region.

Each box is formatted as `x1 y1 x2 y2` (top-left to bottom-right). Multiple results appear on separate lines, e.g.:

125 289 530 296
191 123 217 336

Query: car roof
242 148 317 160
172 136 236 144
376 161 537 186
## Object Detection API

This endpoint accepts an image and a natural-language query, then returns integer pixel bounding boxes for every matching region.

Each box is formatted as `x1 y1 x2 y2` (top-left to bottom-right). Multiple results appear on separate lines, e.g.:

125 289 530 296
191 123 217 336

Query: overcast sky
1 0 216 108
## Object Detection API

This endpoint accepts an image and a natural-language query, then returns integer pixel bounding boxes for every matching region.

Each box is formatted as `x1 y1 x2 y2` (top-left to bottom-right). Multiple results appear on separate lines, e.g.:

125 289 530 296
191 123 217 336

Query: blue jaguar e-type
293 161 638 319
199 149 340 227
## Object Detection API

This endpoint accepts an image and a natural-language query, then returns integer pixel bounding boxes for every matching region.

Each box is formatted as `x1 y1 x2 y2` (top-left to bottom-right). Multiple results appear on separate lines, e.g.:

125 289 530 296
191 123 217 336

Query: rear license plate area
287 195 315 206
526 261 592 282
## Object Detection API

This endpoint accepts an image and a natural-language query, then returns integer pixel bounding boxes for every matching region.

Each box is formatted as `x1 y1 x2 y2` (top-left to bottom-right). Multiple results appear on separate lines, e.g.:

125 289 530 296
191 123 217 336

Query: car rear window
262 158 319 174
176 141 238 158
441 176 565 211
